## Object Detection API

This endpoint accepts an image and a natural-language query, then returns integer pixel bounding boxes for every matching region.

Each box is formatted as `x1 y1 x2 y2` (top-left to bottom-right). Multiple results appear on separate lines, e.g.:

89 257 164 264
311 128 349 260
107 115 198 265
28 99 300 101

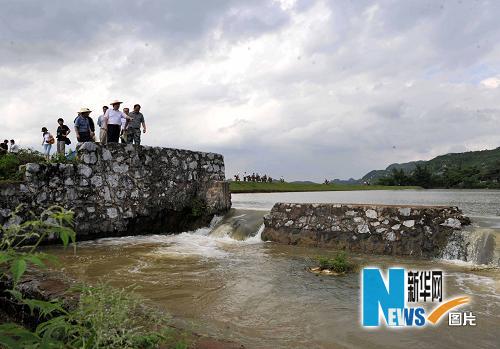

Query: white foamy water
79 213 264 260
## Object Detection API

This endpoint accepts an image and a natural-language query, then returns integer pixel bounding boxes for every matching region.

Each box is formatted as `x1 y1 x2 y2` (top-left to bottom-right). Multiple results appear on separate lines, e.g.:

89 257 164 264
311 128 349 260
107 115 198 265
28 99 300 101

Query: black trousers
107 124 121 143
79 132 92 142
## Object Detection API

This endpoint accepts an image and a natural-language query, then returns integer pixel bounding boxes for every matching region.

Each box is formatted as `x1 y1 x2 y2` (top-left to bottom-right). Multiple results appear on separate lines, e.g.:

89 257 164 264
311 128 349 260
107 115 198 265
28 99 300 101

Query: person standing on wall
56 118 71 155
74 108 94 143
120 107 130 143
103 100 131 143
97 105 109 144
9 140 20 153
0 140 8 155
126 104 147 145
41 127 54 160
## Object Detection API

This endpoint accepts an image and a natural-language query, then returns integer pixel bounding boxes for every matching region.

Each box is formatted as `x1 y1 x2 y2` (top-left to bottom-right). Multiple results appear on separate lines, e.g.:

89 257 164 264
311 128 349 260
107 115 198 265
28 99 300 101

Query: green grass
316 252 357 274
229 181 420 193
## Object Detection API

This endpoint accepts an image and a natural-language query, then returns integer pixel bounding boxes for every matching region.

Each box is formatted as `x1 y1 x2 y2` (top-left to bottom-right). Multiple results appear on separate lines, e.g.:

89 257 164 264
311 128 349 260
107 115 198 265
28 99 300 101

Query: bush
0 149 79 181
0 149 45 180
35 283 177 349
316 252 357 273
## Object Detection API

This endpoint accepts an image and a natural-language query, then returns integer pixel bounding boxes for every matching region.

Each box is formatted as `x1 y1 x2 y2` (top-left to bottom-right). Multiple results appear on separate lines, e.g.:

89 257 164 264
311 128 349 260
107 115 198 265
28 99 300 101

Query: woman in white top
104 100 131 143
41 127 53 160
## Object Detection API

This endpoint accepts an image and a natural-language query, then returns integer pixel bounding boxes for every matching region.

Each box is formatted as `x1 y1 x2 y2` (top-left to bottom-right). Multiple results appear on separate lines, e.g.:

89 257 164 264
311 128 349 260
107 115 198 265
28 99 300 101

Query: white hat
78 107 92 113
110 100 123 105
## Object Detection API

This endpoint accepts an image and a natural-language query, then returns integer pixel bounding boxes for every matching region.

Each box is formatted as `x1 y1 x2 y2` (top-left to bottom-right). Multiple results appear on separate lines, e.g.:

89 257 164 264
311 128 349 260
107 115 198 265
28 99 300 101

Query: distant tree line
377 163 500 189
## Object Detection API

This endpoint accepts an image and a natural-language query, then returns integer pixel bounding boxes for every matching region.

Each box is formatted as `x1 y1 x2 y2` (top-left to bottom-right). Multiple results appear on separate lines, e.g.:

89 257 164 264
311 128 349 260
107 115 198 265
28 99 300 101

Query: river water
49 190 499 349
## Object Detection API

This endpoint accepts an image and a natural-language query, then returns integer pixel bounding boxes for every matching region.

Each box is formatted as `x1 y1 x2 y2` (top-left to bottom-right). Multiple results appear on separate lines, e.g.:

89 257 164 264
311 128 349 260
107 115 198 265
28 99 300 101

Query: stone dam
0 143 231 239
262 202 473 258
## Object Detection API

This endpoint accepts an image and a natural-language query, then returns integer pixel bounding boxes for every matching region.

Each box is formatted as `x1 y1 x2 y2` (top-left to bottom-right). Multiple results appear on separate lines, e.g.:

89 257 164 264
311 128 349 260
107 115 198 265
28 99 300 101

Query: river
49 189 500 349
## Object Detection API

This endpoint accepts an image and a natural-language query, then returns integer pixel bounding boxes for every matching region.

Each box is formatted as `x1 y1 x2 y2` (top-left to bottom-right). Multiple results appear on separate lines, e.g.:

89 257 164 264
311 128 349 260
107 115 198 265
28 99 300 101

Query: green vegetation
364 147 500 189
0 150 45 181
316 252 357 274
190 198 207 217
0 206 185 349
0 149 79 182
230 181 419 193
377 163 500 189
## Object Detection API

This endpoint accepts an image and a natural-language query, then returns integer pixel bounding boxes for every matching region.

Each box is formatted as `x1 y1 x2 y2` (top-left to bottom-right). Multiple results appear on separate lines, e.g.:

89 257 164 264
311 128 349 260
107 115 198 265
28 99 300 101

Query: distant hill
290 180 318 185
331 178 359 185
361 161 426 183
360 147 500 186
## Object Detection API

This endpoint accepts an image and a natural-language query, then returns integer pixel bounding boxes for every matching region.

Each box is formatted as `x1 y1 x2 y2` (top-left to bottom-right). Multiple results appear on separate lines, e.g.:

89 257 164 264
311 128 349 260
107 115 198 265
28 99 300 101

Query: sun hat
78 107 92 113
110 100 123 105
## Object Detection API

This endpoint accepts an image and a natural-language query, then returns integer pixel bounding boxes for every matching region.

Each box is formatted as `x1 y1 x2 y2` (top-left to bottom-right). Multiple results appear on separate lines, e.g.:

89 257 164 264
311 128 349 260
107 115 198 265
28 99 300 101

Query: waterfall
442 227 499 267
208 209 266 241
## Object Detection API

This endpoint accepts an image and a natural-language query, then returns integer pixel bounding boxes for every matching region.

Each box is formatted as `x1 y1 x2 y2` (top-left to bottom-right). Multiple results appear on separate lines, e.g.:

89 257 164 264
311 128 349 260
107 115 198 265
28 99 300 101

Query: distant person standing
126 104 147 145
104 100 130 143
97 106 109 144
56 118 71 155
9 140 19 153
120 107 130 143
74 108 94 143
0 140 8 155
41 127 54 160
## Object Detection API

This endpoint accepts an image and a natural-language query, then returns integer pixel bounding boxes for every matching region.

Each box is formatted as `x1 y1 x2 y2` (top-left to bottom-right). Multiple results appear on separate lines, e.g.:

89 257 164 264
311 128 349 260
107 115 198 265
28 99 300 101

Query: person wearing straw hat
74 107 94 143
103 100 131 143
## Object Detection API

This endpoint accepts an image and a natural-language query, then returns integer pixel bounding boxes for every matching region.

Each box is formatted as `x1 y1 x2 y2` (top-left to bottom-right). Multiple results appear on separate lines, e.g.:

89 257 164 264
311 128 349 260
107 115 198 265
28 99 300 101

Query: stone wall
262 203 471 258
0 143 231 240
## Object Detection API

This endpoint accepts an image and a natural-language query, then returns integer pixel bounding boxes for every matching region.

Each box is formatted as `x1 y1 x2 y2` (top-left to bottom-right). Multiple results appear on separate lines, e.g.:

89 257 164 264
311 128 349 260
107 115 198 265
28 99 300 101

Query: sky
1 0 500 181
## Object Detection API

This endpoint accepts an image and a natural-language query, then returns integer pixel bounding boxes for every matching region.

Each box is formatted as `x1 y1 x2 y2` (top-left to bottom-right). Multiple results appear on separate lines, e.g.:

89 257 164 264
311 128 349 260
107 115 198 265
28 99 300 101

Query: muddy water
48 190 500 349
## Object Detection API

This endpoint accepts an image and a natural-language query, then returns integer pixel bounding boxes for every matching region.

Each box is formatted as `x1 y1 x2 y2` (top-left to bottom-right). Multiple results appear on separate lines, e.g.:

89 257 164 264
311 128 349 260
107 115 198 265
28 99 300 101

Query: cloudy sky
2 0 500 181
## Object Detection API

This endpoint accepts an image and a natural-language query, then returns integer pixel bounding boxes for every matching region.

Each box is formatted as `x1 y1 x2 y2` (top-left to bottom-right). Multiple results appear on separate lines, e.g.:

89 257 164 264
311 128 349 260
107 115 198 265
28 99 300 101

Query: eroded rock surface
0 143 231 240
262 203 471 258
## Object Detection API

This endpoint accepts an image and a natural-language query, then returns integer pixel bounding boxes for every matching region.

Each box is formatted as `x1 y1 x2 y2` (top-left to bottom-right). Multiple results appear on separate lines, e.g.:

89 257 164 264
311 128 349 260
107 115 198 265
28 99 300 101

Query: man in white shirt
96 106 109 144
9 140 20 153
103 100 131 143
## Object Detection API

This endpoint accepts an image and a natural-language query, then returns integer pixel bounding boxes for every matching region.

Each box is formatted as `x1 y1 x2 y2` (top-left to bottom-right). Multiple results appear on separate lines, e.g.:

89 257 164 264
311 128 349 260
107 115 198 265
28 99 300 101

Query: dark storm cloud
0 0 291 66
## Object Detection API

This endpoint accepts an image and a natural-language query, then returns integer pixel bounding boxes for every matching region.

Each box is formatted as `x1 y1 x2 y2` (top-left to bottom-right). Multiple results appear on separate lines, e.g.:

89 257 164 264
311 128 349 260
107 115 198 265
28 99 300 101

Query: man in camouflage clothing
126 104 147 145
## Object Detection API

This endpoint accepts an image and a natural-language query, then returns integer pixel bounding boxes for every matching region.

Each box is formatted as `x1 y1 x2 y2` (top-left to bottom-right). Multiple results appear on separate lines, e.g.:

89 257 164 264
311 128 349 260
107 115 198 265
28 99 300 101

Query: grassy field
229 181 420 193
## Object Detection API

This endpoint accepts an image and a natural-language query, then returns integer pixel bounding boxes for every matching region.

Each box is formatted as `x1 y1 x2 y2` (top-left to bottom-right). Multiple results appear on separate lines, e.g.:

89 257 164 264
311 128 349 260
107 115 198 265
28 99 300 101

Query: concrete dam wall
0 143 231 239
262 203 472 258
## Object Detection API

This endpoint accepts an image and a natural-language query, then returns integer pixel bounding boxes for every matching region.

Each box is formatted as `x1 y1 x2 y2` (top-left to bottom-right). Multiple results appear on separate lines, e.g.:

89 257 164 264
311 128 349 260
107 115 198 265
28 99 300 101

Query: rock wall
0 143 231 240
262 203 471 258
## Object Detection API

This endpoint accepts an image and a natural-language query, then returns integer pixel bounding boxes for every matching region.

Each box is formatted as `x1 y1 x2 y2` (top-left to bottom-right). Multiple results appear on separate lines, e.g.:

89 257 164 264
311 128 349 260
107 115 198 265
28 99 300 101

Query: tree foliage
377 163 500 189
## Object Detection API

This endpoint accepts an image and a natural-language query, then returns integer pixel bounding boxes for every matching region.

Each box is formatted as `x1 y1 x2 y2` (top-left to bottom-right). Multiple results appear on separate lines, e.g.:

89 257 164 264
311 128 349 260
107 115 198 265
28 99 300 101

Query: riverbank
229 181 420 193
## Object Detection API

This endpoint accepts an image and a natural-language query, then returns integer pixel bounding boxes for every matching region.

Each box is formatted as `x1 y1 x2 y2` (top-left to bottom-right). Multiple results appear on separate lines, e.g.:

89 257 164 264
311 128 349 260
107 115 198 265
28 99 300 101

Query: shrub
0 149 45 181
0 149 80 182
316 252 357 273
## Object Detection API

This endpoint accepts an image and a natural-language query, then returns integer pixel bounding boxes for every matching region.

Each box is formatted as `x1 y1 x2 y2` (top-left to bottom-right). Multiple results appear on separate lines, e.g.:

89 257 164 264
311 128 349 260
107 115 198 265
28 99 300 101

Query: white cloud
480 77 500 89
1 0 500 181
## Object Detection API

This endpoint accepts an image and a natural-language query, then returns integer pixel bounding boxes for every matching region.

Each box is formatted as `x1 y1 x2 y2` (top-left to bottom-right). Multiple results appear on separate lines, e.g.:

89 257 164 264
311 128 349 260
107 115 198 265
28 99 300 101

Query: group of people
41 100 147 159
234 172 278 183
0 139 20 155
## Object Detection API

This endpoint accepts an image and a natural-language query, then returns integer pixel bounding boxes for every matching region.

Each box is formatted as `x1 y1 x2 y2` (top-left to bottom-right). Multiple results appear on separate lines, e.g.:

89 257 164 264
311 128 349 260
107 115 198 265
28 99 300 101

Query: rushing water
48 190 500 349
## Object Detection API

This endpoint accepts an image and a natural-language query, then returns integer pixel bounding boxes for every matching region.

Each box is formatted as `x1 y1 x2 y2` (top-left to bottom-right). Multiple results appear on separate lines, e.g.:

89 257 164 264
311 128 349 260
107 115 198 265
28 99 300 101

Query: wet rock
441 218 461 229
262 203 470 258
365 209 377 219
403 220 415 228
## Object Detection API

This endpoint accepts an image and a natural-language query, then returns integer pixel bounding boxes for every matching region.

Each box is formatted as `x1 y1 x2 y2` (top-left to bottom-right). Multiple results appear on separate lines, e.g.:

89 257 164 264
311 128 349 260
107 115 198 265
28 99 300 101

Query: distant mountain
331 178 359 185
290 180 318 185
361 161 426 183
360 147 500 184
